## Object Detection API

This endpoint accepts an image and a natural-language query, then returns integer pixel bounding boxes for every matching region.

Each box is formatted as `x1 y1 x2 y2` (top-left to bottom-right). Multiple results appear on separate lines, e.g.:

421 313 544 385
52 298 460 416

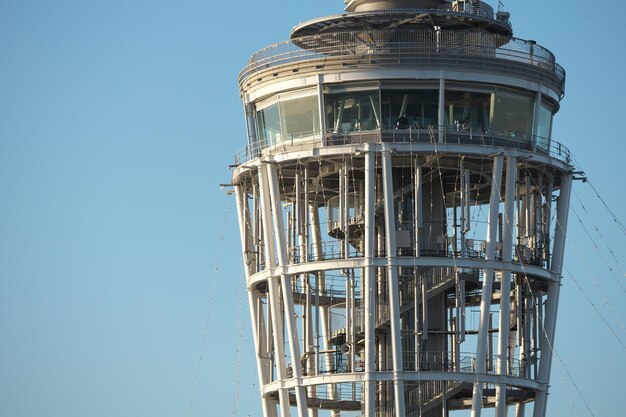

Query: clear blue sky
0 1 624 416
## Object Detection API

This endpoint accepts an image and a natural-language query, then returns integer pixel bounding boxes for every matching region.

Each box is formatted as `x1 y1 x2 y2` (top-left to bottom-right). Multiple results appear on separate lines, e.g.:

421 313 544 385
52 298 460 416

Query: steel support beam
471 154 504 417
235 185 277 417
381 146 406 417
533 173 572 417
495 156 517 417
258 166 291 417
266 164 309 417
364 145 376 417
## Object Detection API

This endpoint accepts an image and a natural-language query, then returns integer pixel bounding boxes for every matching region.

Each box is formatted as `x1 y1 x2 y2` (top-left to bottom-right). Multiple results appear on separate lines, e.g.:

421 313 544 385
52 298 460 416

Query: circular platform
291 8 513 41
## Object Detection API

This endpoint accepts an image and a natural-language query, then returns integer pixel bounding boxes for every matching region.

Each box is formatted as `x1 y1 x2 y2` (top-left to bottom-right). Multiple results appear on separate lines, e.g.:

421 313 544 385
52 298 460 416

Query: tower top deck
291 0 512 38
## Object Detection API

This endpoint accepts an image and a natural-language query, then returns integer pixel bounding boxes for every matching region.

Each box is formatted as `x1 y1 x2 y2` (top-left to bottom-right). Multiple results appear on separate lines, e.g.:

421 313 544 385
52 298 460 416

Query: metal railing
278 235 548 273
314 349 522 377
233 128 571 166
309 381 363 402
390 350 522 377
239 29 564 92
267 232 547 279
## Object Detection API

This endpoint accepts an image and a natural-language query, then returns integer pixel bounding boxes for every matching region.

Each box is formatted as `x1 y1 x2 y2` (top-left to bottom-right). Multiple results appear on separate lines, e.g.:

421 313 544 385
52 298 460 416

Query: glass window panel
444 91 491 133
535 102 553 152
325 90 380 132
279 95 320 141
381 90 438 129
256 103 281 147
492 92 534 140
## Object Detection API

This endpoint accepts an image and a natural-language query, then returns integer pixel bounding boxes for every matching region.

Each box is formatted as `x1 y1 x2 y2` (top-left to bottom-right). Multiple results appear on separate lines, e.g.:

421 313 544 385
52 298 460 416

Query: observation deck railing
234 128 572 166
239 30 564 95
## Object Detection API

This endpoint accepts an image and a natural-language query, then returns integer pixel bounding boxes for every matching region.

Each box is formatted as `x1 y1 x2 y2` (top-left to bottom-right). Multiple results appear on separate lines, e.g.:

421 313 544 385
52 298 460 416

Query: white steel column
381 146 406 417
471 154 504 417
413 160 423 368
533 173 572 417
266 164 309 417
495 156 517 417
235 185 277 417
438 76 446 143
414 160 423 257
258 165 291 417
543 177 554 270
364 145 376 417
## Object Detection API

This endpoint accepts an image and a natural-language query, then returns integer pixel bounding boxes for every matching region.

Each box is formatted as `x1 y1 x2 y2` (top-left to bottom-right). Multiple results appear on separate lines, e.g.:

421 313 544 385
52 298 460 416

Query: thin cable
554 360 582 417
586 180 626 236
231 271 248 416
563 265 626 348
552 348 597 417
564 219 626 334
570 154 626 236
570 201 626 294
188 204 231 416
572 189 626 280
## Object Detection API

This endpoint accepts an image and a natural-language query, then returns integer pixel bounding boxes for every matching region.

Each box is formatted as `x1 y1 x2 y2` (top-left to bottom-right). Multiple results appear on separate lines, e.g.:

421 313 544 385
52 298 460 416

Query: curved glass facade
255 93 321 148
492 91 534 140
382 89 438 130
325 89 380 133
251 82 554 152
535 101 554 151
444 90 491 132
280 95 320 141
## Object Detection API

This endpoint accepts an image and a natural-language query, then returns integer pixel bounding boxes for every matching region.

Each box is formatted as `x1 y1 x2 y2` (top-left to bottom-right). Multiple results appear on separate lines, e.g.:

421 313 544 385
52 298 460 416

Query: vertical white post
414 160 423 257
257 165 291 417
544 177 554 270
460 158 467 256
464 167 471 234
299 167 309 264
457 156 468 347
266 164 309 417
455 271 465 371
495 156 517 417
364 145 376 417
438 76 446 143
533 173 572 417
302 170 314 382
413 159 423 368
471 154 504 417
381 146 406 417
304 274 315 395
343 160 350 259
253 184 261 273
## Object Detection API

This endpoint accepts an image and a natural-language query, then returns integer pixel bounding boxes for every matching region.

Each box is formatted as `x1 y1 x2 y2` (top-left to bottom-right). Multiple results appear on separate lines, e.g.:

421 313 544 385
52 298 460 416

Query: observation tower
232 1 573 416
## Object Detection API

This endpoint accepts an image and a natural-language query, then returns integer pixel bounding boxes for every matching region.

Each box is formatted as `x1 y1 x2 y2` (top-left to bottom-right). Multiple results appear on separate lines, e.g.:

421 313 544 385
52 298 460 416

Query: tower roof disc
291 6 512 40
